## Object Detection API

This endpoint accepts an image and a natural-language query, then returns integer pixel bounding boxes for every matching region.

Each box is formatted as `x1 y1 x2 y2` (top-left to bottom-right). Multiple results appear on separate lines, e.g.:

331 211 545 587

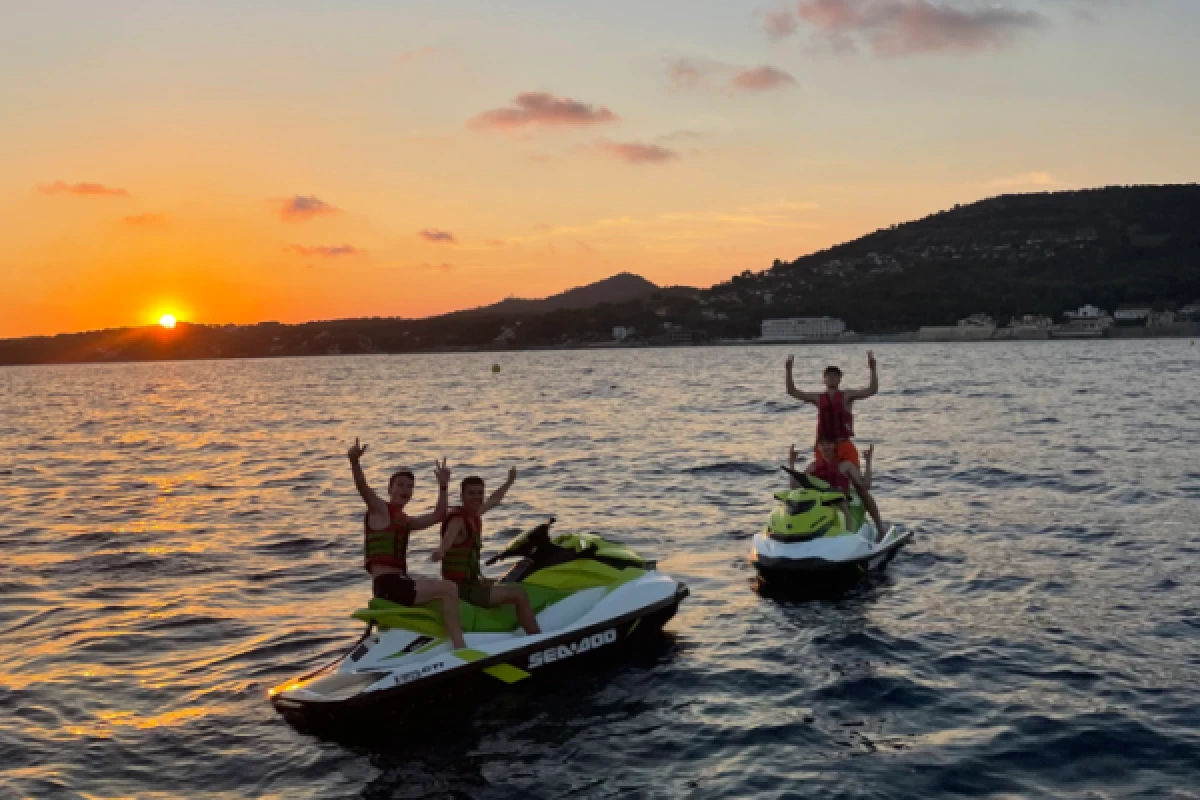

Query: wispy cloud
668 59 796 93
418 228 457 244
39 181 128 198
731 65 797 91
781 0 1048 57
761 8 799 38
287 244 365 257
123 213 169 227
596 140 680 165
468 92 619 131
275 195 339 221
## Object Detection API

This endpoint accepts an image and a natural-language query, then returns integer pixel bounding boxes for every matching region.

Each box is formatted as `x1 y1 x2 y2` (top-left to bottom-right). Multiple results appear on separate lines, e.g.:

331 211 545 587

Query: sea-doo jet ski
750 467 913 587
270 519 687 733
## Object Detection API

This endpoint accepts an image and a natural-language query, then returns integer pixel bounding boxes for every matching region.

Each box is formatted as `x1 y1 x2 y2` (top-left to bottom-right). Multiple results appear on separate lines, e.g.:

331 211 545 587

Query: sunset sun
158 314 177 329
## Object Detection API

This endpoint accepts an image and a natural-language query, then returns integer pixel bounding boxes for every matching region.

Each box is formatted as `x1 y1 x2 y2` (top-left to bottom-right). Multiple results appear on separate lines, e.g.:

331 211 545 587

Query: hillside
479 272 664 314
720 184 1200 334
3 185 1198 364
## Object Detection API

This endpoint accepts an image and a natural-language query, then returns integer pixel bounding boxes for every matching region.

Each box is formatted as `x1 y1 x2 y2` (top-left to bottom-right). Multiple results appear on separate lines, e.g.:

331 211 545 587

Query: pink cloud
39 181 128 198
287 244 364 257
731 66 796 91
468 92 619 131
667 59 709 90
596 140 679 165
123 213 169 227
275 195 339 221
418 229 457 244
668 59 795 93
796 0 1046 57
762 9 799 38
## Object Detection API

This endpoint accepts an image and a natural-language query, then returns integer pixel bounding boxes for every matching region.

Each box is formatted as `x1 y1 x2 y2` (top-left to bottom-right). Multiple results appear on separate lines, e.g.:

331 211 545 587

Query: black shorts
372 573 417 606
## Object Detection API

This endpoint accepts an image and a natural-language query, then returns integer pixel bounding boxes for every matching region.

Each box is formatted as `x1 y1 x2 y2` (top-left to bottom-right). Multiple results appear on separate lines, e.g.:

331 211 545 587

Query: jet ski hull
750 527 913 589
270 583 687 735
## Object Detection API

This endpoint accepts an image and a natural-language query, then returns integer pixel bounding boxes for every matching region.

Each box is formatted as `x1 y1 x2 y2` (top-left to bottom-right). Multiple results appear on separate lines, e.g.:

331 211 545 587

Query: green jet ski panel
767 484 866 541
351 534 649 636
353 583 569 638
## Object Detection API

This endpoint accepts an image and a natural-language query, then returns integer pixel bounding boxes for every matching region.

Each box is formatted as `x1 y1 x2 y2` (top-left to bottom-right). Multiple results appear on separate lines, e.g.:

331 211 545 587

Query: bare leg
845 465 886 542
488 585 541 635
859 490 887 543
414 579 467 649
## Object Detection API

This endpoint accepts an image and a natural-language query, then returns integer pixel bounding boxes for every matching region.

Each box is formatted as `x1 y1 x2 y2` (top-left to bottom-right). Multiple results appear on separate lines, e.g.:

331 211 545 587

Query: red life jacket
809 460 851 493
817 391 854 441
364 503 410 573
440 508 483 585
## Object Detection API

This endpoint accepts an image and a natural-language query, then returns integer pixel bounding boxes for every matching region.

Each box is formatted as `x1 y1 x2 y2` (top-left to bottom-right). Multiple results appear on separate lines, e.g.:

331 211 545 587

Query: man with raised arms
784 350 879 468
433 469 541 636
347 439 468 650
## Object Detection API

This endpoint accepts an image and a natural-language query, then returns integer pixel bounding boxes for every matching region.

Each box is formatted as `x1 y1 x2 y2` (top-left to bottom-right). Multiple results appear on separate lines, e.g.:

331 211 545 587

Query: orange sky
3 0 1199 338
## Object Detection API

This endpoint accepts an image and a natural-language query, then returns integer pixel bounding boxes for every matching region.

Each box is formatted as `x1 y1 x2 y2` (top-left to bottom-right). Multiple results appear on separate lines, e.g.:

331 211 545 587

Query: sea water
1 341 1198 798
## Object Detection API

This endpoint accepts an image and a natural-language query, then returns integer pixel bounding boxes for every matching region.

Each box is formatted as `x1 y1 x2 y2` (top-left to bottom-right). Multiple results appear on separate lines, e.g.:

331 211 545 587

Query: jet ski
269 519 687 733
750 467 913 588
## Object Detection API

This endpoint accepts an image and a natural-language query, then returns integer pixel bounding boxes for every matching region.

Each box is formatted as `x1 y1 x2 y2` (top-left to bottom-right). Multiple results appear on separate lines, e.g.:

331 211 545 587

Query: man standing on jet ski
784 350 878 468
347 439 469 650
790 439 887 541
433 470 542 636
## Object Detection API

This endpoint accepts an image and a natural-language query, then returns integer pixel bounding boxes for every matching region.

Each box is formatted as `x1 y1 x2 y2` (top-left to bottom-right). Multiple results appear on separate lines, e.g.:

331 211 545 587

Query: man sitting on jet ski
432 470 542 636
347 439 468 650
789 436 887 541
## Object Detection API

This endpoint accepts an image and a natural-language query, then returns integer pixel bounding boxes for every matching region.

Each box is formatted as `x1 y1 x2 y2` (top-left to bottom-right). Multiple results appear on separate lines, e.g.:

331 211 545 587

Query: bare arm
845 351 879 401
785 355 821 404
482 467 517 514
431 516 465 562
409 458 451 531
348 439 389 529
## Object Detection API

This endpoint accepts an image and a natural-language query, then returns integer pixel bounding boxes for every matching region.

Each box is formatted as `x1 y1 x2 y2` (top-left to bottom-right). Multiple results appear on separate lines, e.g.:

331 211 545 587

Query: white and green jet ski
749 467 913 587
270 520 687 733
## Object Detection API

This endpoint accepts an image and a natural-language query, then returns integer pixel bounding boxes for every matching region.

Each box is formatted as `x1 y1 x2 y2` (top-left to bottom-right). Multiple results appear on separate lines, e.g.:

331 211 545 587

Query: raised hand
433 457 451 487
348 438 368 462
787 444 798 467
785 355 795 372
506 466 518 485
867 350 877 370
865 444 875 463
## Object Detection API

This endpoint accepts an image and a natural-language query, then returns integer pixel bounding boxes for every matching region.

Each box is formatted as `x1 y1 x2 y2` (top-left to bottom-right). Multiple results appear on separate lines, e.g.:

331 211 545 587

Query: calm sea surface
2 342 1199 799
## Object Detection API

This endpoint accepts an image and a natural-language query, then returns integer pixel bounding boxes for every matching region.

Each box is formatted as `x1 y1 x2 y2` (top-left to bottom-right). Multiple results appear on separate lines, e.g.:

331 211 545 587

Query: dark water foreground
2 342 1198 799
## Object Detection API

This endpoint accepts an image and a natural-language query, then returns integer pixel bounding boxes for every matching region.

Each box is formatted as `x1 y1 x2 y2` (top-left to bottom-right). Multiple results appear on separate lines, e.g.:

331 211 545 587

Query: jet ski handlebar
486 517 556 565
781 465 816 490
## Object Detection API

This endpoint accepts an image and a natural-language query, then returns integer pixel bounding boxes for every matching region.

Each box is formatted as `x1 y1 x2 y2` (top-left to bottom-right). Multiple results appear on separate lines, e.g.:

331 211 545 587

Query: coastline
2 326 1196 369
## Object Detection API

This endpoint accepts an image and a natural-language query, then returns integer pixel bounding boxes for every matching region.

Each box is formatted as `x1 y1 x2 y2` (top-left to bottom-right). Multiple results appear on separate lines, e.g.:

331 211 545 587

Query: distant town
753 301 1200 346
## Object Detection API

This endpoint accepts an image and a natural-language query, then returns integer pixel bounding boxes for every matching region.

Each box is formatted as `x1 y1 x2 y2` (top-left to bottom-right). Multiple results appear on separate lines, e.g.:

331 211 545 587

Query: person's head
461 475 486 512
816 435 838 463
823 365 843 390
387 470 415 505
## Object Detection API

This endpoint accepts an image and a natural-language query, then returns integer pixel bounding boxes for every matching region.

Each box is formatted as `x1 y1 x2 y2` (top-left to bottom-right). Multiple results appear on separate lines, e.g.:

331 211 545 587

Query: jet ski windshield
785 498 816 516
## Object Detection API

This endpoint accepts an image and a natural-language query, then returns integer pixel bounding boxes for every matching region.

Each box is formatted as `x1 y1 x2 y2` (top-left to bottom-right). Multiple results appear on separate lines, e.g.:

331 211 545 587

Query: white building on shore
761 317 846 341
1056 305 1114 338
